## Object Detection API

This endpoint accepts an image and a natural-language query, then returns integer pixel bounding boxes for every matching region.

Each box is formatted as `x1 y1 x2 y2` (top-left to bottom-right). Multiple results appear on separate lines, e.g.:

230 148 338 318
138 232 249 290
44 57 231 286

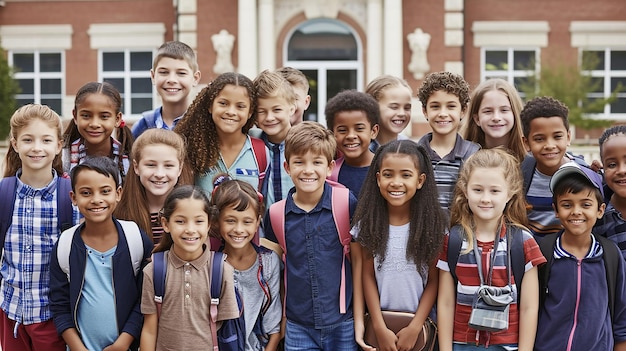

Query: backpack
250 137 268 193
538 231 620 321
268 182 351 313
0 176 73 257
152 250 245 351
447 225 526 304
328 157 344 182
56 220 146 281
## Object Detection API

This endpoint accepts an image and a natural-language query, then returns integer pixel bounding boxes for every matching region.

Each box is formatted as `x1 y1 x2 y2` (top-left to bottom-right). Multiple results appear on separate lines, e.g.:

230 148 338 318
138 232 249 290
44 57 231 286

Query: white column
383 0 403 77
367 0 383 82
258 0 275 71
238 0 258 77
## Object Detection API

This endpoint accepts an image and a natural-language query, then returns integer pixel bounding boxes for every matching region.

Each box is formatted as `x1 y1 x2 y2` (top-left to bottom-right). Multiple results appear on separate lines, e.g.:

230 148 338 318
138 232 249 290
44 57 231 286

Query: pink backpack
268 182 351 314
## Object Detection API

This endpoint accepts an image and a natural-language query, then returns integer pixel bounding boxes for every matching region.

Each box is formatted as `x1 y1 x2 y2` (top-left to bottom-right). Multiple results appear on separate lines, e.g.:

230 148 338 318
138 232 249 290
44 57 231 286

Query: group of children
2 38 626 351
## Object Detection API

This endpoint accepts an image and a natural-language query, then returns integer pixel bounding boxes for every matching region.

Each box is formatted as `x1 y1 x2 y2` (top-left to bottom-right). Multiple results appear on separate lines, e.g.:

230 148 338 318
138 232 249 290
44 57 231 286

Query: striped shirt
437 226 545 346
150 212 164 246
526 169 563 237
0 173 66 324
595 204 626 260
63 137 130 180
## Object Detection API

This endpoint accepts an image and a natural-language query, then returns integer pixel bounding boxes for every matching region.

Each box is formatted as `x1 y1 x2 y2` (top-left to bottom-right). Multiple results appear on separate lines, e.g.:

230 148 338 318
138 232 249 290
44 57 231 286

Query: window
10 51 64 114
583 49 626 118
100 49 154 117
481 48 538 96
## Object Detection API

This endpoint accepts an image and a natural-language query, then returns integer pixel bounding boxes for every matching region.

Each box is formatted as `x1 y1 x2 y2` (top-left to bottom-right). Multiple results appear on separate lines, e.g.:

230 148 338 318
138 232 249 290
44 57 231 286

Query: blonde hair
4 104 64 177
365 75 412 102
254 69 297 104
463 78 526 161
449 147 528 251
276 67 309 91
284 121 336 164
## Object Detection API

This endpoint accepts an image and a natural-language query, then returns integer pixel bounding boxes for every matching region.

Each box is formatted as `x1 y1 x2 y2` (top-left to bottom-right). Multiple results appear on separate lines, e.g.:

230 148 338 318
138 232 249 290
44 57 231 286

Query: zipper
73 248 88 335
565 259 582 351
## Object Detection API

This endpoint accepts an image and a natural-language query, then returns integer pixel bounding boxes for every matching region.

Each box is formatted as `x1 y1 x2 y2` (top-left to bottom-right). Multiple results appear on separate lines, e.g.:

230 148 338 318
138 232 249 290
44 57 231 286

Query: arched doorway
284 19 363 125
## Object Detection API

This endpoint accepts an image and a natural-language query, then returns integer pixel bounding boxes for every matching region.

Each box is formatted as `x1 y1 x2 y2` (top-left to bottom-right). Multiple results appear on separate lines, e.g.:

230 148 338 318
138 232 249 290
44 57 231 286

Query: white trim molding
570 21 626 47
0 24 72 50
87 23 166 49
472 21 550 47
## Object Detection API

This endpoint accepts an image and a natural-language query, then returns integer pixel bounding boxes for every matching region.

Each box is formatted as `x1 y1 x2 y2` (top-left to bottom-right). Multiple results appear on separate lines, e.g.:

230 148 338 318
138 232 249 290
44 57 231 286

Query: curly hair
417 71 470 110
520 96 569 138
4 104 64 177
599 125 626 155
449 147 528 252
175 72 257 175
354 140 447 268
463 78 527 161
209 178 264 239
324 90 380 130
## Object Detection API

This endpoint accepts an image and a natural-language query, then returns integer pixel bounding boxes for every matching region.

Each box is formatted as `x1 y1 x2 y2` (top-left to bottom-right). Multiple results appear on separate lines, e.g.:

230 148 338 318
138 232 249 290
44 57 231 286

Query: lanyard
472 225 512 287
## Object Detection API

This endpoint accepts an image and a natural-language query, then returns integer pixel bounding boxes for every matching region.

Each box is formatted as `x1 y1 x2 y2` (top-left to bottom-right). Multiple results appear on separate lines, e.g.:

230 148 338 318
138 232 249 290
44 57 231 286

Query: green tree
518 54 620 130
0 44 19 140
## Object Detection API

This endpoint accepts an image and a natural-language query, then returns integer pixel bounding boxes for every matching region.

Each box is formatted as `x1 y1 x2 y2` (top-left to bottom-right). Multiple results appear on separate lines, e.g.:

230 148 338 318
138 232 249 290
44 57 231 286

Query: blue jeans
284 318 357 351
453 343 517 351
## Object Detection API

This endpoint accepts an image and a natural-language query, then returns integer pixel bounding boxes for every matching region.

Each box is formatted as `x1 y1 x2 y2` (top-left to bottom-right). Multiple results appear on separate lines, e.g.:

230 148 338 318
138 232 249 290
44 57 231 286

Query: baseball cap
549 161 604 197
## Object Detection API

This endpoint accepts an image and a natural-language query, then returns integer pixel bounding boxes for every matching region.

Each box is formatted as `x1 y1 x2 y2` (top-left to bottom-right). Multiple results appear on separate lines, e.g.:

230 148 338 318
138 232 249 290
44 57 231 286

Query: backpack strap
250 137 268 193
142 108 159 129
268 199 288 317
152 251 168 319
0 177 18 253
595 233 619 322
521 155 536 194
537 233 559 309
210 251 225 351
57 223 82 281
447 225 463 286
331 186 351 314
118 220 146 276
328 157 344 182
56 177 74 232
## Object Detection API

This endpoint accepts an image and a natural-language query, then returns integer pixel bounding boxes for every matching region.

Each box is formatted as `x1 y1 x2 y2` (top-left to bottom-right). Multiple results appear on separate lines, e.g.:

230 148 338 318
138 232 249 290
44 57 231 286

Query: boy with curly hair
416 71 480 212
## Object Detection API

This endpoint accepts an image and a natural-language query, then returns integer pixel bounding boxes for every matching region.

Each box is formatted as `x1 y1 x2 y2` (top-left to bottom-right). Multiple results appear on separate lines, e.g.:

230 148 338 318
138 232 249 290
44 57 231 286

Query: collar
72 137 123 158
168 245 212 270
417 133 476 160
285 182 333 214
554 232 602 259
16 169 58 201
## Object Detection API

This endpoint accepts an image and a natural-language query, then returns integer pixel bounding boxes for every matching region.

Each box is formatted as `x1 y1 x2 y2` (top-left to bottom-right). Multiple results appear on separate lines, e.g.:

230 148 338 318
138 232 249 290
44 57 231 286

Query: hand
591 159 603 173
103 339 129 351
396 325 419 351
355 323 376 351
375 327 398 351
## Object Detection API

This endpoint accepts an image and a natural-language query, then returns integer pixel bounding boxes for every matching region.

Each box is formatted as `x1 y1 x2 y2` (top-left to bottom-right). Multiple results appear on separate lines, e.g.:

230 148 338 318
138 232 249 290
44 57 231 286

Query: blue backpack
152 250 246 351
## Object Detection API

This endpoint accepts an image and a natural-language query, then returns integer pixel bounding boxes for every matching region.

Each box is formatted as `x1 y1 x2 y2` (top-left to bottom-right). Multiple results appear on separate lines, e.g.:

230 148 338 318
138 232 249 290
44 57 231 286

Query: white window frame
580 48 626 121
9 50 65 115
480 47 540 86
98 49 155 119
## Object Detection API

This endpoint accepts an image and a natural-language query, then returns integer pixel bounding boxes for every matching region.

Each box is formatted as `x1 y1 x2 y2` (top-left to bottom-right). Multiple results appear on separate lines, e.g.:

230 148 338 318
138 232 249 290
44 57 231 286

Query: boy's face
554 189 605 238
423 90 463 138
70 169 121 225
523 116 571 175
256 96 294 143
290 86 310 126
151 57 200 107
332 110 378 166
601 134 626 200
284 151 333 197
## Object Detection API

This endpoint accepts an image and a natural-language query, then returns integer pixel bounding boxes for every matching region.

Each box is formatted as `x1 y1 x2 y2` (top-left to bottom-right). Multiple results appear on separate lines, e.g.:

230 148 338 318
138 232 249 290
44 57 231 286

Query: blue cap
549 161 604 198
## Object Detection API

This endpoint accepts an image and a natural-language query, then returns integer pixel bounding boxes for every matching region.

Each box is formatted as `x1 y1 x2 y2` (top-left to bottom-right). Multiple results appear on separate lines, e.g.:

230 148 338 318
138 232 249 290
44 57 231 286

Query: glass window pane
611 78 626 92
130 52 152 71
611 98 626 114
485 51 508 71
288 20 357 61
513 77 532 91
131 98 152 114
583 97 606 114
40 53 62 72
583 50 605 70
17 79 34 94
41 79 62 94
104 78 124 94
103 52 125 71
13 53 35 73
513 50 535 70
131 78 152 94
41 98 62 114
589 77 604 94
611 51 626 71
327 69 357 101
17 99 33 107
300 70 317 122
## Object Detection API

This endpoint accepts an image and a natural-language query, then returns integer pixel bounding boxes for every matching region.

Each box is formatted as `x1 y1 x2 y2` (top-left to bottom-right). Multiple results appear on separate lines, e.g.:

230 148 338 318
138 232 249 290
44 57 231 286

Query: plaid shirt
0 172 69 324
64 137 129 179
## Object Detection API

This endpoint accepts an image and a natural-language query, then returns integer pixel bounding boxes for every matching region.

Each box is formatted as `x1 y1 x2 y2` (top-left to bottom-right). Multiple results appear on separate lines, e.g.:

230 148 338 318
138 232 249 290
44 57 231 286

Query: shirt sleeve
436 234 451 272
521 230 547 271
141 263 157 315
612 242 626 342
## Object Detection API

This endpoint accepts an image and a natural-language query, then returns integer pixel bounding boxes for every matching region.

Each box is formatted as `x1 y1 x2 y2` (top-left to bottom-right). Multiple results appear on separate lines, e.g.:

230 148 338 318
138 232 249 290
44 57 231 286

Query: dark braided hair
175 72 257 175
354 140 447 268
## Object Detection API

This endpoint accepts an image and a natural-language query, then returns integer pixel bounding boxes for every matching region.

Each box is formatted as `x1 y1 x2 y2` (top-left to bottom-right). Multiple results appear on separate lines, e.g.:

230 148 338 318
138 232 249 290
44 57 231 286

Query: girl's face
601 133 626 200
376 153 426 213
162 198 210 261
11 119 62 175
133 144 182 200
218 203 260 250
465 167 512 225
73 93 121 148
473 90 515 148
377 86 412 136
210 84 252 136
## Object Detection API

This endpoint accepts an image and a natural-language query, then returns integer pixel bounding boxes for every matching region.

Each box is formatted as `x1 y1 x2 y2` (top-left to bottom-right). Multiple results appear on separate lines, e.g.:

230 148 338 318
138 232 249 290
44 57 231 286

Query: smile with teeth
89 207 107 213
229 234 249 242
165 88 181 92
182 236 200 242
300 178 317 183
391 119 405 125
151 180 168 185
389 191 405 196
344 143 360 148
569 219 585 224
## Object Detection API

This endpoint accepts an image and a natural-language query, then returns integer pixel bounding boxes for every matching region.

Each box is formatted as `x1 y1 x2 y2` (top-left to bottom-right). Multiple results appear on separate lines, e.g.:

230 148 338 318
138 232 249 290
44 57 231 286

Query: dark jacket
49 218 152 350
